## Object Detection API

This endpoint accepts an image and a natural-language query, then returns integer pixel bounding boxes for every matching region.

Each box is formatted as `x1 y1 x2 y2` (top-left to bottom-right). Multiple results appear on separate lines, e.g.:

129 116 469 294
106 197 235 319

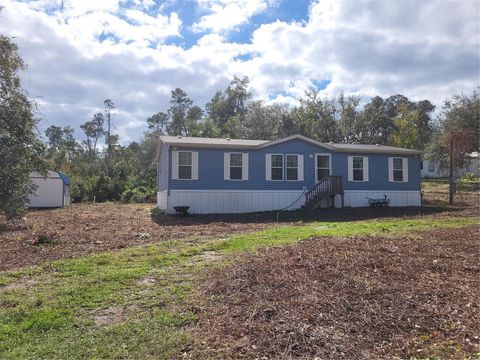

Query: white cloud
0 0 478 144
126 0 156 10
11 0 182 54
245 0 480 104
192 0 277 33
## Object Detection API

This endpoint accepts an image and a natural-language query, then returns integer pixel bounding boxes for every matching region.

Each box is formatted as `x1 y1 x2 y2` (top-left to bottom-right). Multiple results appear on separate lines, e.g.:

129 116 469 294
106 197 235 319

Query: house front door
315 154 331 182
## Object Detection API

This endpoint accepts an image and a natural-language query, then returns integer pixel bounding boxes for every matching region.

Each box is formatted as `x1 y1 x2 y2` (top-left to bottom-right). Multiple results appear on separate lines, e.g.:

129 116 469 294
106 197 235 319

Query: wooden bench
173 206 190 216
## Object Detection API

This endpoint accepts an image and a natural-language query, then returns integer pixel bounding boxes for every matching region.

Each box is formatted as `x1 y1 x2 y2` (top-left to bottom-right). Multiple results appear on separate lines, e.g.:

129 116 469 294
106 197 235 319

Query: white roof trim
258 134 336 151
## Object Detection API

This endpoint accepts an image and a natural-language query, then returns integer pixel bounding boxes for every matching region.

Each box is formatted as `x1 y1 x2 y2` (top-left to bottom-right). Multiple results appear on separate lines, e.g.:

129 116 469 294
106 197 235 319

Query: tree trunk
449 136 454 205
106 111 111 175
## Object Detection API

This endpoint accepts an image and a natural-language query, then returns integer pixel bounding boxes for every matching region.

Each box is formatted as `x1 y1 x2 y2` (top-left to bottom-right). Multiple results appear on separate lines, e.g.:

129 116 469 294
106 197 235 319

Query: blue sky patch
233 53 256 62
312 79 331 90
269 89 293 100
176 0 311 46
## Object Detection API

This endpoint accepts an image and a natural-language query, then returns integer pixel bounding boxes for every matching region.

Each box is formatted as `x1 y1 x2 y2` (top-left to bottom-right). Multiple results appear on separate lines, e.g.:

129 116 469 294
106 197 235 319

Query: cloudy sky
1 0 479 143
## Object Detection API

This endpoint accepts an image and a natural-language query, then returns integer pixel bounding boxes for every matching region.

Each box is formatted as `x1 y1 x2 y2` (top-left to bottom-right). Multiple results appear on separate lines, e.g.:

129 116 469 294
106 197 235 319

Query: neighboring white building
421 152 480 178
28 170 71 208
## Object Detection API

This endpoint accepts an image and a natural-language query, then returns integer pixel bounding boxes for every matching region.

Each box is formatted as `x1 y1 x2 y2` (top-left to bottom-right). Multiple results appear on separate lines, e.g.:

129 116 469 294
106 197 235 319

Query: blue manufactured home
157 134 422 214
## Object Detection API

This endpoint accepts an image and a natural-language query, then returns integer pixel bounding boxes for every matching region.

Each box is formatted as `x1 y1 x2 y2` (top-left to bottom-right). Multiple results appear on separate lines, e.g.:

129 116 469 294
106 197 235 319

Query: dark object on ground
367 194 390 208
196 226 480 360
174 206 190 216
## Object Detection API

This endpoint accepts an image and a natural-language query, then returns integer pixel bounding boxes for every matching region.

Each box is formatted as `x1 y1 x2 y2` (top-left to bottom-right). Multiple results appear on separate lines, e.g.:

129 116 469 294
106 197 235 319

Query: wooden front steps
304 175 344 210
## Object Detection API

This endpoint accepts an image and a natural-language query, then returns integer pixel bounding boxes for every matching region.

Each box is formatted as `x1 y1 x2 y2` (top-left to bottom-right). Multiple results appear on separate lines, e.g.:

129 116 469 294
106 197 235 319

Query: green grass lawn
0 217 478 359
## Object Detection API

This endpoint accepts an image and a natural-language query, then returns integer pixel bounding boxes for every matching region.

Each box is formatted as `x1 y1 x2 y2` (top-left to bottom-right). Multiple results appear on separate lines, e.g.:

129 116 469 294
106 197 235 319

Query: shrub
460 173 480 183
458 173 480 191
121 184 156 203
70 175 121 202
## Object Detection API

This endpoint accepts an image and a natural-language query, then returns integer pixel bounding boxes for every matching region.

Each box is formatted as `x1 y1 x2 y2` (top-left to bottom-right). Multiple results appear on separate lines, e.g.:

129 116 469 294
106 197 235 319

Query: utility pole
104 99 115 175
448 134 455 205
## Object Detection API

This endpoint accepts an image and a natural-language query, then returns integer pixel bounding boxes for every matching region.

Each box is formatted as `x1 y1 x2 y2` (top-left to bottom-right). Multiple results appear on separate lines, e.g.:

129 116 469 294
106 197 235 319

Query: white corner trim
402 157 409 182
265 154 271 181
242 153 249 181
191 151 198 180
363 156 369 182
224 152 230 180
388 157 394 182
172 150 179 180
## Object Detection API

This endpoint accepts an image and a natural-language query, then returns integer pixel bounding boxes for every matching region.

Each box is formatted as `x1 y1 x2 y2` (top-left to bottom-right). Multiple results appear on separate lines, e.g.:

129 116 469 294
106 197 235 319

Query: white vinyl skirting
157 190 421 214
158 190 306 214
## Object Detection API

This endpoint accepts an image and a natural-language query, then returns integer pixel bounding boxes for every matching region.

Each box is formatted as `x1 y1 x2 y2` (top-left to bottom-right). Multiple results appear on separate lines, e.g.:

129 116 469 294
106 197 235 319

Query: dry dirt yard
0 202 279 271
0 188 478 359
0 187 478 271
197 225 480 359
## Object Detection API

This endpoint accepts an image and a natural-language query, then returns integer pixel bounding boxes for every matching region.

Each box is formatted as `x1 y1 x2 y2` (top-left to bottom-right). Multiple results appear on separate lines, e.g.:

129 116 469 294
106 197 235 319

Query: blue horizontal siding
166 139 421 191
331 153 421 191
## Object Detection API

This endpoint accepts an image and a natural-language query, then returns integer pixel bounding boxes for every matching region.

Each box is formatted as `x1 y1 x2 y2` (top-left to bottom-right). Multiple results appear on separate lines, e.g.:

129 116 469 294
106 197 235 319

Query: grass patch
0 216 477 359
213 217 478 253
422 178 480 192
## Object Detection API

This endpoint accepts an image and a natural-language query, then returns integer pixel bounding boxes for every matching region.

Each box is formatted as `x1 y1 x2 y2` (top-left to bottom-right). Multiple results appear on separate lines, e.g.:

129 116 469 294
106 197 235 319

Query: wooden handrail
305 175 343 204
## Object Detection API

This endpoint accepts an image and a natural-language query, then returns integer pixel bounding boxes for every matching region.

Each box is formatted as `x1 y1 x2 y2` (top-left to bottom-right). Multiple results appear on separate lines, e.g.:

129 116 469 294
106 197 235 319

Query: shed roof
29 170 71 185
57 171 71 186
159 134 422 155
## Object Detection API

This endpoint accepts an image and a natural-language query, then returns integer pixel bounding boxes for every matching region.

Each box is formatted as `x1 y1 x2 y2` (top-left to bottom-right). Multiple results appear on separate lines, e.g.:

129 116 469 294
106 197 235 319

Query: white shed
28 170 71 208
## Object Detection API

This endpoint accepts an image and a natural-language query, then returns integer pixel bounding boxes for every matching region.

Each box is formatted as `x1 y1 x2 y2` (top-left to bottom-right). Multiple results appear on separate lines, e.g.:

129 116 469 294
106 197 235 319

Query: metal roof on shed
57 171 71 186
29 170 71 185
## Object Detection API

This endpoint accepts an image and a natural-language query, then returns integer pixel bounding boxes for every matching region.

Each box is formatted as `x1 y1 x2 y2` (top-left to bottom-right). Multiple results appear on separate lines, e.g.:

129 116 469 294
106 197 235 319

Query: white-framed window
266 154 303 181
267 154 284 181
230 153 243 180
428 161 435 172
286 155 298 181
178 151 192 179
316 154 331 181
271 154 284 180
353 156 364 181
348 156 369 182
393 158 403 181
172 150 198 180
224 152 248 180
388 157 408 182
